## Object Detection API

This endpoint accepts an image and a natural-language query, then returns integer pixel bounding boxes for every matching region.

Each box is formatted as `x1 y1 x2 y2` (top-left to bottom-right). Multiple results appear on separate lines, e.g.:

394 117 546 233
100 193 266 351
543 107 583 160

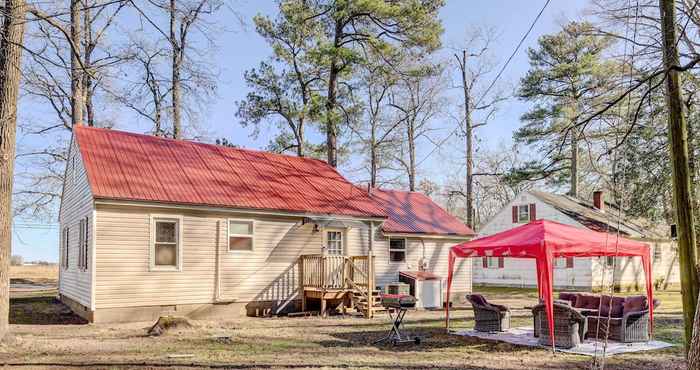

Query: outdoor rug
452 327 673 356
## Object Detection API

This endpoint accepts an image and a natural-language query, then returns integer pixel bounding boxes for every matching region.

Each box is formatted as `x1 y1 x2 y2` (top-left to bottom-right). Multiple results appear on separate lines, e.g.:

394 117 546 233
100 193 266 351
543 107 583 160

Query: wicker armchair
466 294 511 332
587 296 659 343
532 301 587 349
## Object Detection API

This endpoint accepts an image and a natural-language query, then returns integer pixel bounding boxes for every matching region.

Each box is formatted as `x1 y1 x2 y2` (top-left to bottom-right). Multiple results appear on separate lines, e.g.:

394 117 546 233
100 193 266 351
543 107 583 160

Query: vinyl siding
374 235 471 294
93 203 468 309
58 137 94 307
93 205 381 308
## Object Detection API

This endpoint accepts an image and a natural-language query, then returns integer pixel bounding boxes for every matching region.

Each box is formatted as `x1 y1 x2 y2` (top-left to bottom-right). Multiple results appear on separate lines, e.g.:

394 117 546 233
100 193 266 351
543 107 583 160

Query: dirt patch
10 296 88 325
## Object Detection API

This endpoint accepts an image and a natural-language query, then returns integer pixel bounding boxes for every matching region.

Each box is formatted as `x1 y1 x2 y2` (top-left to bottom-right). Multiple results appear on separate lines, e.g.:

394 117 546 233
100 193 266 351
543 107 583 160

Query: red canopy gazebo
445 220 653 347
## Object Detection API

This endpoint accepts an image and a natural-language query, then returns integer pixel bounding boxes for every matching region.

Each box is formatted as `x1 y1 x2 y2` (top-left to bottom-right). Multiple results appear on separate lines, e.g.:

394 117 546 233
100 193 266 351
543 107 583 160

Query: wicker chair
587 296 659 343
532 301 587 349
466 294 511 332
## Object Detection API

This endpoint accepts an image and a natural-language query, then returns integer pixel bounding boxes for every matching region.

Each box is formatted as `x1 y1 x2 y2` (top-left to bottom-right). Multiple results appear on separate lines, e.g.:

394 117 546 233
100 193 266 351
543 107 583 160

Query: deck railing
298 254 375 291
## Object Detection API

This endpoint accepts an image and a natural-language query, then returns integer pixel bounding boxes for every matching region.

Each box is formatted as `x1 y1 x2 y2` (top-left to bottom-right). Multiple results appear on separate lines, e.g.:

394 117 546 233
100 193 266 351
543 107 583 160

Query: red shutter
529 203 536 221
498 257 504 268
512 206 518 223
482 257 488 268
566 257 574 268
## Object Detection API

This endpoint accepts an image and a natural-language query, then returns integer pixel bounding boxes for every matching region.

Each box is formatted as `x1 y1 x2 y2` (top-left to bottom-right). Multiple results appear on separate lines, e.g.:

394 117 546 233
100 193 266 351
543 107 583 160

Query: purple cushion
469 294 487 306
623 296 648 315
558 292 578 305
599 295 625 318
575 294 600 309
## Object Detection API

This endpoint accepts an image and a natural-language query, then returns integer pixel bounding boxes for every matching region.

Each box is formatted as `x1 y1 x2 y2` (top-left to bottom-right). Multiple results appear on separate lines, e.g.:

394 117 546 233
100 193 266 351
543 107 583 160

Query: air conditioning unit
383 282 410 295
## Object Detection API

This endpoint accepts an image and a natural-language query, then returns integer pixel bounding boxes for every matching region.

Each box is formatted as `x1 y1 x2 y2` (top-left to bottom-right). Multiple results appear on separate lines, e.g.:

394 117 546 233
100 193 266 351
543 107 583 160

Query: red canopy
445 220 653 347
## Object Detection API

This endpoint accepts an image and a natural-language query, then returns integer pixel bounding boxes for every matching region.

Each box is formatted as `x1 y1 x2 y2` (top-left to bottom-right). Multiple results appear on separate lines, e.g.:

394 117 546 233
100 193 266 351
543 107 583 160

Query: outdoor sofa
556 292 659 343
466 294 511 332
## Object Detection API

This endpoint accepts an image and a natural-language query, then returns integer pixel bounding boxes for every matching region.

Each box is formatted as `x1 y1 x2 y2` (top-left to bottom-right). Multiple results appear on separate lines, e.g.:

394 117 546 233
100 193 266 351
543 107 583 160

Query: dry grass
3 285 686 369
10 264 58 283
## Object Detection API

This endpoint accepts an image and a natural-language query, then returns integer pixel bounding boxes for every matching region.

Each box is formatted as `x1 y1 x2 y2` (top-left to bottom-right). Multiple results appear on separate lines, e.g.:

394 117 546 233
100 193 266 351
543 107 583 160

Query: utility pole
659 0 699 355
457 50 474 229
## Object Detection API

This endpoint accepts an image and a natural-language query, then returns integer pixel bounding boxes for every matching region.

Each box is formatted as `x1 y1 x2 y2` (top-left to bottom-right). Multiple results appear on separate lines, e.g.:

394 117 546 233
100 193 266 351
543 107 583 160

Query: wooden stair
351 289 386 317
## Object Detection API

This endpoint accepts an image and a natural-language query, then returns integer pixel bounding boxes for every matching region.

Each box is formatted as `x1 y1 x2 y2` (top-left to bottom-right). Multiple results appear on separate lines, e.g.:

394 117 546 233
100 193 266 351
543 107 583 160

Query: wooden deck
298 254 382 318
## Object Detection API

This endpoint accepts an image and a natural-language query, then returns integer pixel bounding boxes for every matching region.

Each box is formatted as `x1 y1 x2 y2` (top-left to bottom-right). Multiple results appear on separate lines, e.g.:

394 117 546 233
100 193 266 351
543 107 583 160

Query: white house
58 125 475 323
473 190 679 290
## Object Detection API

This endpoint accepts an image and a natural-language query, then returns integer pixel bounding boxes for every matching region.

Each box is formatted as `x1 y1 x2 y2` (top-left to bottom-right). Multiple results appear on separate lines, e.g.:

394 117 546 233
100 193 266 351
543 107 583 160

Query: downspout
214 219 221 301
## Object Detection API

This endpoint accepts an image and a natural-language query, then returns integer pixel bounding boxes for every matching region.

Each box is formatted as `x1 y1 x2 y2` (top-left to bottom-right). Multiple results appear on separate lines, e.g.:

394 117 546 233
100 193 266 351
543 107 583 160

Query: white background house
473 190 679 290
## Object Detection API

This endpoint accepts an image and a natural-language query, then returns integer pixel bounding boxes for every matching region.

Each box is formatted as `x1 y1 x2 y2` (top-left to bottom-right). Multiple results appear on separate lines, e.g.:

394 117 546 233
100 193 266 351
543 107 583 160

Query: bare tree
452 27 505 228
390 60 446 191
130 0 222 139
0 0 26 340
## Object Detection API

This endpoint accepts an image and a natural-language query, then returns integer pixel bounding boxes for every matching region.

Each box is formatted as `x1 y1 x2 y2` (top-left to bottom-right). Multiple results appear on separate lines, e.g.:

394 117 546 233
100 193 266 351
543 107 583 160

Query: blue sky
13 0 589 262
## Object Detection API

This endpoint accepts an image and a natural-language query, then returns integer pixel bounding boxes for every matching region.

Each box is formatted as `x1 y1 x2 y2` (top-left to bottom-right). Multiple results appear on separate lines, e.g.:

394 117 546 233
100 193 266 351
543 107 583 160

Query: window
77 217 89 270
228 219 254 251
517 205 530 223
654 246 662 263
389 238 406 262
486 257 501 269
150 216 182 270
605 256 615 267
62 227 69 269
326 230 343 255
554 258 566 268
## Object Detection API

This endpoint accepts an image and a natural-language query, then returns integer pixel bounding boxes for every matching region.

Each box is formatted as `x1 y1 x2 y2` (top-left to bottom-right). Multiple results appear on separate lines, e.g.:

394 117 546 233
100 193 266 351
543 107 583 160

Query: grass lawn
2 266 688 369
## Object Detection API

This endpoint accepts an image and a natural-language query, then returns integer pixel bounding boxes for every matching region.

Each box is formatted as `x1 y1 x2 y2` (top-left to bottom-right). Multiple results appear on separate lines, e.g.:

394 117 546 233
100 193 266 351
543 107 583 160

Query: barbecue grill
373 294 421 345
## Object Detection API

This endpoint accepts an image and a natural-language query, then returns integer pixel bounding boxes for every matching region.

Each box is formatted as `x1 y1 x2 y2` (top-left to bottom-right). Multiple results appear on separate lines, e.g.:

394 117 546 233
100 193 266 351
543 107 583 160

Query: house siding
374 235 471 296
473 191 593 289
93 203 469 311
58 137 94 308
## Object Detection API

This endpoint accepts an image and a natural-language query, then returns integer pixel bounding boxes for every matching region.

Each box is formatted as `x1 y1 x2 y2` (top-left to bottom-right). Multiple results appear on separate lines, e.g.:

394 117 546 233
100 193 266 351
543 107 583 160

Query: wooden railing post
298 256 306 312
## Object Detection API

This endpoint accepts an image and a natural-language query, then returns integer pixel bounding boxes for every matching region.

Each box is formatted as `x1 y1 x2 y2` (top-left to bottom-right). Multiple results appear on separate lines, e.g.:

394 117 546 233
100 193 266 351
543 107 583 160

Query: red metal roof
370 189 475 236
74 126 387 218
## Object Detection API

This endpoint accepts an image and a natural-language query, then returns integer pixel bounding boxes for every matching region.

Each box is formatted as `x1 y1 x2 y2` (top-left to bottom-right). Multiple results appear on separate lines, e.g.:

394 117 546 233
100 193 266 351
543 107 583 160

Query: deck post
299 256 306 312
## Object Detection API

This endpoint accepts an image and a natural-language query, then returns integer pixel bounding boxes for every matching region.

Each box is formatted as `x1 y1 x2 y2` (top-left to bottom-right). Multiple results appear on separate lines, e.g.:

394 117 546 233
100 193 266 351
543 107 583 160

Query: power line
417 0 552 167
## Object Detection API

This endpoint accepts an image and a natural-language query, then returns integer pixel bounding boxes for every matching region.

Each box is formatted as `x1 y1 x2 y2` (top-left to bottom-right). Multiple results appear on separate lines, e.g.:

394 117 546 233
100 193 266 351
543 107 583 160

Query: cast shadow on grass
10 296 87 325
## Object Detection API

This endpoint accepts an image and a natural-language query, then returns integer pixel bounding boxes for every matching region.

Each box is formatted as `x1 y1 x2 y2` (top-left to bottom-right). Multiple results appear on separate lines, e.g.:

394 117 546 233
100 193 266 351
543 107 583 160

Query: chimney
593 191 604 212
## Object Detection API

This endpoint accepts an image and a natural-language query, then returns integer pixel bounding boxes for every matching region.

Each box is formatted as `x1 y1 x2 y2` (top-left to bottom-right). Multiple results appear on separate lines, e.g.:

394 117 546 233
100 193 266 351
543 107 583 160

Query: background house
472 190 679 290
59 126 474 323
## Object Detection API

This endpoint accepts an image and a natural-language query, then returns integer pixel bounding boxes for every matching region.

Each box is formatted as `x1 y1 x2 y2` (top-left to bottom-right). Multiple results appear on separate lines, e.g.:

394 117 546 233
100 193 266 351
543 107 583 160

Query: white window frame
389 238 407 263
227 218 255 252
517 205 530 223
486 257 500 269
324 228 345 256
149 214 183 271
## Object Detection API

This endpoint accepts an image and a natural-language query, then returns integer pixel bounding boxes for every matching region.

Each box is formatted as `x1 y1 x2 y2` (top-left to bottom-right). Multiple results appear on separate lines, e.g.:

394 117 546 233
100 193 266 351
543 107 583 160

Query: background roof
371 189 475 236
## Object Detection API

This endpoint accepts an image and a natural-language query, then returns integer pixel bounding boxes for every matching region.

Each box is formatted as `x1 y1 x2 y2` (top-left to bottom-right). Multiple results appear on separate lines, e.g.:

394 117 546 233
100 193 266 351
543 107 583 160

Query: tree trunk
407 118 416 191
461 50 474 229
659 0 700 357
70 0 83 126
83 4 94 126
324 18 342 167
570 129 579 198
170 0 182 139
370 120 377 188
0 0 26 341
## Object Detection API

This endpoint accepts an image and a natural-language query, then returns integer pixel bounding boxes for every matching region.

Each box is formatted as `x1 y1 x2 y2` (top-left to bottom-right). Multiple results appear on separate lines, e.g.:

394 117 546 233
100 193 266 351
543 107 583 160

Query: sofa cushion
558 292 578 305
575 294 600 310
554 299 572 306
623 295 648 315
599 295 625 318
468 294 487 306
